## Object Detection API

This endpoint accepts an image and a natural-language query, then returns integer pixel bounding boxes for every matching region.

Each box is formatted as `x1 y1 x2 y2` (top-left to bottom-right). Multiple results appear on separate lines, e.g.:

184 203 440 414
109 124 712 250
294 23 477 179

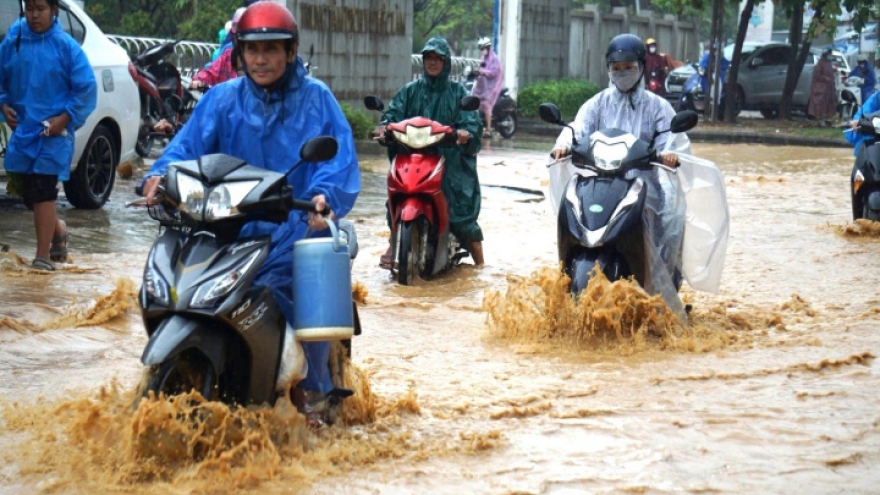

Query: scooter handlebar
290 198 333 217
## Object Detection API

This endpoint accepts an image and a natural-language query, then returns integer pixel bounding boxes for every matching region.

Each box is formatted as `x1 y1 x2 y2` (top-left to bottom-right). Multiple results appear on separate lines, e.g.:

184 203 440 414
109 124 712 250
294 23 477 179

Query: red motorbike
646 69 665 96
364 95 480 285
127 39 197 157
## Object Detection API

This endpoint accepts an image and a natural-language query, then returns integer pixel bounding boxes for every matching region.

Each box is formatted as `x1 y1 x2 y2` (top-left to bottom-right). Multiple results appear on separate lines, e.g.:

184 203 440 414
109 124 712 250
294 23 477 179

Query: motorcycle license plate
668 84 683 93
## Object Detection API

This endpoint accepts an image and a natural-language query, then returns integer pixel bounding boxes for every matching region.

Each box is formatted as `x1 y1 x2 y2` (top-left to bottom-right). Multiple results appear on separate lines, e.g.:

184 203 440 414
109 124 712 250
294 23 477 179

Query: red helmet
236 1 298 43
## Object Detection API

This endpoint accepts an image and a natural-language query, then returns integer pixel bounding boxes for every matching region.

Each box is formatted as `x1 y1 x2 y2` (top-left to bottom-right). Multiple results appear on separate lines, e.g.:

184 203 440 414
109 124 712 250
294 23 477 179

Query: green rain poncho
380 37 484 243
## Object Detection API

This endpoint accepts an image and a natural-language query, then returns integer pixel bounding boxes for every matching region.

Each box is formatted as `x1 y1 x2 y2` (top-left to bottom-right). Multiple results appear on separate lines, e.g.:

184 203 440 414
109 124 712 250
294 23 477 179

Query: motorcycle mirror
364 95 384 111
538 103 563 125
300 136 338 163
669 110 699 134
460 96 480 111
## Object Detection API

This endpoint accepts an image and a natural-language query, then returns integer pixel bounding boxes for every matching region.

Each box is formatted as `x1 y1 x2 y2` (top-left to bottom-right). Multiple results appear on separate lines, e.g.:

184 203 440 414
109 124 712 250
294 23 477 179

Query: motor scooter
850 110 880 221
130 136 360 422
537 102 699 299
128 39 197 157
646 69 665 96
463 67 518 139
840 75 863 121
363 94 481 285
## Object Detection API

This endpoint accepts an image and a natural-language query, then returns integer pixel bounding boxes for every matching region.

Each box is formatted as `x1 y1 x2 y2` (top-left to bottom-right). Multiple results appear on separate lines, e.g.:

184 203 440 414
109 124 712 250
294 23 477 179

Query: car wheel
63 124 117 209
760 108 779 119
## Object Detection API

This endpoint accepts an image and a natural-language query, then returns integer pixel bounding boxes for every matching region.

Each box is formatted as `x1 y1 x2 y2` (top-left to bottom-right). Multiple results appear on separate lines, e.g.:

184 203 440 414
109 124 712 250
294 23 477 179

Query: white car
0 0 139 209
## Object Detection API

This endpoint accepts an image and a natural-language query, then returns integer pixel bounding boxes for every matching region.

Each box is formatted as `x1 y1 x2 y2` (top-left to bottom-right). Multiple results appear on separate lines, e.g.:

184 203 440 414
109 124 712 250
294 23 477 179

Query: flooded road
1 142 879 494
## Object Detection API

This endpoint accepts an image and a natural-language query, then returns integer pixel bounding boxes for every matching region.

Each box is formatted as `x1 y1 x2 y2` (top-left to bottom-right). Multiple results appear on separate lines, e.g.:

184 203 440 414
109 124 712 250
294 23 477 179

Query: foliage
413 0 494 53
339 102 374 140
518 79 601 120
85 0 240 42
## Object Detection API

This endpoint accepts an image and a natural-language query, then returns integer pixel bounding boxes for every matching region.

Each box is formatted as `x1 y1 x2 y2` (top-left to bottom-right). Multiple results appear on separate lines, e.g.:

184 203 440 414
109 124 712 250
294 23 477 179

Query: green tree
413 0 494 53
85 0 239 42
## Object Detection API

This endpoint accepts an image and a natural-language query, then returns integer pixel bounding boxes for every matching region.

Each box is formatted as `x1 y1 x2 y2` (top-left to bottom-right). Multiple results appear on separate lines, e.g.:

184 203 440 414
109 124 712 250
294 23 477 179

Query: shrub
518 79 601 121
340 102 374 140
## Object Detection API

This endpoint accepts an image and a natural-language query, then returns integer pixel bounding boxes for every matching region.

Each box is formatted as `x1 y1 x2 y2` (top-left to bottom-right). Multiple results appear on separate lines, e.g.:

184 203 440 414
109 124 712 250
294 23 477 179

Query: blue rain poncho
846 92 880 156
144 58 361 394
0 19 96 181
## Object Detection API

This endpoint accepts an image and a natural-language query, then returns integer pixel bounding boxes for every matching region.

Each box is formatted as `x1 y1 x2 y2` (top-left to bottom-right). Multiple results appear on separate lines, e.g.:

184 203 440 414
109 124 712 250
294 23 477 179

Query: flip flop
50 230 69 263
31 256 56 271
378 252 394 270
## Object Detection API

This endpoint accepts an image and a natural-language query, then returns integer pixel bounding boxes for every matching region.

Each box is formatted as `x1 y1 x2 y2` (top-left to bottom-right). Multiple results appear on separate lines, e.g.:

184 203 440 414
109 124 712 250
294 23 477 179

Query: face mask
649 46 657 54
610 69 641 92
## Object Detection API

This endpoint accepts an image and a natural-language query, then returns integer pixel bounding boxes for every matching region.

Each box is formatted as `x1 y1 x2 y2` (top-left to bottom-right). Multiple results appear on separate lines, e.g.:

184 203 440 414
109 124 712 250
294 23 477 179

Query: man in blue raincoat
141 2 360 424
0 1 97 271
846 91 880 154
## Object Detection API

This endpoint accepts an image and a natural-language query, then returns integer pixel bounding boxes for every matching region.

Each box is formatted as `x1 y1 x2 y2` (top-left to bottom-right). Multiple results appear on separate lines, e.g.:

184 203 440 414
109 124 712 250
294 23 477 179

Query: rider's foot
379 243 394 270
467 240 484 265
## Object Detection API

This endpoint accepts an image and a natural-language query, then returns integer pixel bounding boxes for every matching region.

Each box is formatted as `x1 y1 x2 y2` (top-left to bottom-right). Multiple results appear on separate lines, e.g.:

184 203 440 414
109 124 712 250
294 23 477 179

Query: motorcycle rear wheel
135 123 154 158
142 352 217 401
397 218 429 285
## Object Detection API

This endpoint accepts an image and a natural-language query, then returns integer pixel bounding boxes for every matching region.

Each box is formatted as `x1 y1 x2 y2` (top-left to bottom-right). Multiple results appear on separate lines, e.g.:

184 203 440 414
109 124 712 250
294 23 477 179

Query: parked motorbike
537 102 699 295
676 63 706 113
840 75 863 121
463 66 518 139
850 110 880 221
129 39 198 157
363 94 480 285
130 137 360 420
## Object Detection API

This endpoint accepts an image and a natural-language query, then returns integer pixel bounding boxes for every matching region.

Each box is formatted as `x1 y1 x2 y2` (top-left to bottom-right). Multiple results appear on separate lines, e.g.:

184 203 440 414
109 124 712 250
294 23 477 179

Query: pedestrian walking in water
808 48 838 127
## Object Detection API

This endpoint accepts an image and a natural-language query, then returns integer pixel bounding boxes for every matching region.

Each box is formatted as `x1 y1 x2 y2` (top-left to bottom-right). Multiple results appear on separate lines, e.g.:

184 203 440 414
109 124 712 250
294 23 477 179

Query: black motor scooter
463 67 518 139
131 137 360 419
850 110 880 221
538 102 698 294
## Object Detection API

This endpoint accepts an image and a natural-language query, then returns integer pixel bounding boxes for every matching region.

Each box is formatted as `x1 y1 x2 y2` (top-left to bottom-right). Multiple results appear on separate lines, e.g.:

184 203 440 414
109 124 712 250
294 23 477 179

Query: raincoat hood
421 37 451 90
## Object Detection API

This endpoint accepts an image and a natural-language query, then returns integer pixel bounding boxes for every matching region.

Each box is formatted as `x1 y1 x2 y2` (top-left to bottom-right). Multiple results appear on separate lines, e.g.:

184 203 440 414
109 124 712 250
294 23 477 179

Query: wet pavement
1 141 879 494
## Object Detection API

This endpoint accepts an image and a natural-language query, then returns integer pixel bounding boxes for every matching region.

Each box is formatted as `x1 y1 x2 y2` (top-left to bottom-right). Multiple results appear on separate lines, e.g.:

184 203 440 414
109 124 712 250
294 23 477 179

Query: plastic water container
292 220 354 341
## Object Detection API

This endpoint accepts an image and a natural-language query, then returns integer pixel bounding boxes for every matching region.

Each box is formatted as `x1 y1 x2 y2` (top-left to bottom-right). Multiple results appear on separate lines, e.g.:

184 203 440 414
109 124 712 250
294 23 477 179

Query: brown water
2 143 880 494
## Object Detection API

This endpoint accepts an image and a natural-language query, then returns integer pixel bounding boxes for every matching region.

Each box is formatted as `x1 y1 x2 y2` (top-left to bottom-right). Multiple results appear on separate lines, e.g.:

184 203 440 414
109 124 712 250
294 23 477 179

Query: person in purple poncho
471 37 504 138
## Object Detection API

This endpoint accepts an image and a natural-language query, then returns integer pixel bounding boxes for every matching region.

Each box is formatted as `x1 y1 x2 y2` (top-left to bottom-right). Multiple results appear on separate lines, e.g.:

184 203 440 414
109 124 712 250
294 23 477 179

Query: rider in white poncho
551 34 704 317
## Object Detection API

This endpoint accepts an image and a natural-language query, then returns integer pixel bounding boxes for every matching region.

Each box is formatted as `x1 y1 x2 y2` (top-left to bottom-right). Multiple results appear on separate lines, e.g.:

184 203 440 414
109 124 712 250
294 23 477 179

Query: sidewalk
517 115 853 149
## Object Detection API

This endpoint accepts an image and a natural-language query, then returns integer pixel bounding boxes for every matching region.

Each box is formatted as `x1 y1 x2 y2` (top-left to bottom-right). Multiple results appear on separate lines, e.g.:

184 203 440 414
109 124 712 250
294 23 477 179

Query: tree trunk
779 3 806 120
705 0 724 121
724 0 756 123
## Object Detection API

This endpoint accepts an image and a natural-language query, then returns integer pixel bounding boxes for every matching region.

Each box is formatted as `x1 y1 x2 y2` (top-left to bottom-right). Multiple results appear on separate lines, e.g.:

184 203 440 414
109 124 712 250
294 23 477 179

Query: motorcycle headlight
394 125 446 148
176 172 206 218
143 257 170 306
591 141 628 171
204 181 260 220
190 249 261 308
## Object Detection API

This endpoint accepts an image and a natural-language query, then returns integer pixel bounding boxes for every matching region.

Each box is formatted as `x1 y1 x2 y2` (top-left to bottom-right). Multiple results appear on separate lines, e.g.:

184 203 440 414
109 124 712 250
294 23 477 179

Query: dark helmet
236 1 299 43
606 34 646 65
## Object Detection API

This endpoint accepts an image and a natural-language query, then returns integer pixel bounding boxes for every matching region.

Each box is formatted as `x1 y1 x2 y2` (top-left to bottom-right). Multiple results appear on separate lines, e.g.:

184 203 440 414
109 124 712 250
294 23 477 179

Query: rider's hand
308 194 335 231
373 125 386 143
456 129 471 145
1 104 18 130
190 80 205 90
551 147 570 160
659 151 680 168
851 120 859 130
43 113 70 137
143 176 163 205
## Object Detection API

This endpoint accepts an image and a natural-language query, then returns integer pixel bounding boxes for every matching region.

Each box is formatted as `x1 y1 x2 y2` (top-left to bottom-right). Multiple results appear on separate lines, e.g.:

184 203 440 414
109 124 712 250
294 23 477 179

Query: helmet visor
237 28 295 42
607 50 640 64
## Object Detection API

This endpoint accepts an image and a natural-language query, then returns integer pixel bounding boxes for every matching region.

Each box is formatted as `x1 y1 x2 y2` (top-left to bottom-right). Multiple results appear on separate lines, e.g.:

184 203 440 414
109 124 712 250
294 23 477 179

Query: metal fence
107 35 219 79
411 54 481 83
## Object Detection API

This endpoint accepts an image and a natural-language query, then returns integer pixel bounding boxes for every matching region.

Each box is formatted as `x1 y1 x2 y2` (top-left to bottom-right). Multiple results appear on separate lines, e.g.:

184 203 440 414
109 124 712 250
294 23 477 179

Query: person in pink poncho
472 37 504 138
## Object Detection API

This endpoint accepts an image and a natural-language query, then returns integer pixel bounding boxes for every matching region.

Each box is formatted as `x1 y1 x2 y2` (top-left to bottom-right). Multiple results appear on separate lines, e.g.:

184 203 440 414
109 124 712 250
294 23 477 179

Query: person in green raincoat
374 37 485 266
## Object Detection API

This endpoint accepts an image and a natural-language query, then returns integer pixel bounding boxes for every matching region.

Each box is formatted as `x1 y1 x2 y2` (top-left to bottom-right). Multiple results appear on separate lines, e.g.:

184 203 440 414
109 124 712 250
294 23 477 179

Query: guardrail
411 54 480 83
107 35 219 79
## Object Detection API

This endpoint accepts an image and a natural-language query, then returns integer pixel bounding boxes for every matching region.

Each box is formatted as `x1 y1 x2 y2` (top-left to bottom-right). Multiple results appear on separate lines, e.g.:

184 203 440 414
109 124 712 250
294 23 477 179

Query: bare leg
468 240 484 266
32 201 59 260
484 112 492 135
379 237 394 269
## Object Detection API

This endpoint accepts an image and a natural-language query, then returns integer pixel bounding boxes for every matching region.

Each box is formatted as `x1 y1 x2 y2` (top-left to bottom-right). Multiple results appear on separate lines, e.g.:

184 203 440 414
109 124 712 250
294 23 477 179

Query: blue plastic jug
292 220 354 341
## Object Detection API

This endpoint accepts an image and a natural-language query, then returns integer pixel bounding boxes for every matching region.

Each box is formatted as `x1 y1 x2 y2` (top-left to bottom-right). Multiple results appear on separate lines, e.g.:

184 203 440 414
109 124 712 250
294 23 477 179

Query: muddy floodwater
1 142 879 494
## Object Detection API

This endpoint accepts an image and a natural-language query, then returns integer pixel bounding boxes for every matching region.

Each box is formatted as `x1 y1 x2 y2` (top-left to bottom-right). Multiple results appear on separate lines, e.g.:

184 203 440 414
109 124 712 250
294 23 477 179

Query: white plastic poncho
550 80 718 318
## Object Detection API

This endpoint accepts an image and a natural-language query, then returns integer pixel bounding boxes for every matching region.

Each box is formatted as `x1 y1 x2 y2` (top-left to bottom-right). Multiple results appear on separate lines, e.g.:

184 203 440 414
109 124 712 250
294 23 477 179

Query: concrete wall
288 0 412 104
499 0 697 96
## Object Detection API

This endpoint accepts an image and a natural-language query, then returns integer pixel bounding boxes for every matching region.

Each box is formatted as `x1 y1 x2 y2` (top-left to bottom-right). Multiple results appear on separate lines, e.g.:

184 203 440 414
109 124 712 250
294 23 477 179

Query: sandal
378 250 394 270
50 229 69 263
482 130 492 138
31 256 56 272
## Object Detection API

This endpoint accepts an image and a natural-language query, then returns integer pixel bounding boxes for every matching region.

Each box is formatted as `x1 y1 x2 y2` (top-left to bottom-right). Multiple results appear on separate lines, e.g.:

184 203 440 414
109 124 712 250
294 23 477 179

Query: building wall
288 0 413 104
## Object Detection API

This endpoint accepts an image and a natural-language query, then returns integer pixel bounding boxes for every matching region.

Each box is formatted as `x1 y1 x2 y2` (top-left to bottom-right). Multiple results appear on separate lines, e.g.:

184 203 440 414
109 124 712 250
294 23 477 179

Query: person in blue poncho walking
0 0 97 271
846 91 880 155
141 1 361 427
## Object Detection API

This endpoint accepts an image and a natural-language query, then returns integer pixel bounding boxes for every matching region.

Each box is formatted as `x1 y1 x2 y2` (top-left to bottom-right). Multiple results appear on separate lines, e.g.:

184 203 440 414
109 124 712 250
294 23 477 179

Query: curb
516 118 853 149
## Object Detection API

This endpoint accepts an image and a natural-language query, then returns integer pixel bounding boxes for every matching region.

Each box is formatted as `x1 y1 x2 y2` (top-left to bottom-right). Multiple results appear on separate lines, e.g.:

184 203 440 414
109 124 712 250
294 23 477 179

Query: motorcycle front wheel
135 123 154 158
141 352 217 402
496 112 517 139
396 217 430 285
